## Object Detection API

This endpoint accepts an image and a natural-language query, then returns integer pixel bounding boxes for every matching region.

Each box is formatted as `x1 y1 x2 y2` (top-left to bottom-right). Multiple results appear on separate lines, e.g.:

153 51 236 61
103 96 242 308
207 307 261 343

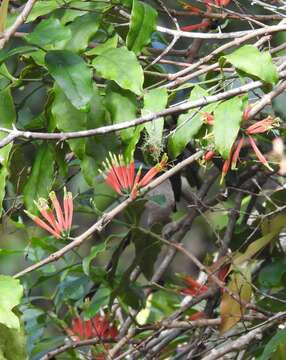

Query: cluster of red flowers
25 188 73 239
181 276 209 297
66 314 118 341
181 0 231 32
203 110 277 181
100 153 167 198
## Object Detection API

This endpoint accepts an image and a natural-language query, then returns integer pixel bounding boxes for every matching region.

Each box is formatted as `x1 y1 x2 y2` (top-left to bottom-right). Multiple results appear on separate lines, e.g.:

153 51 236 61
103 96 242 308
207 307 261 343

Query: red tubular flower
101 153 167 199
248 136 273 171
66 315 118 341
246 117 275 135
202 112 214 125
92 314 118 339
204 150 216 161
182 4 201 14
205 0 231 6
243 104 252 121
181 21 210 32
220 157 231 184
181 276 208 297
24 188 73 239
231 137 245 170
189 311 206 321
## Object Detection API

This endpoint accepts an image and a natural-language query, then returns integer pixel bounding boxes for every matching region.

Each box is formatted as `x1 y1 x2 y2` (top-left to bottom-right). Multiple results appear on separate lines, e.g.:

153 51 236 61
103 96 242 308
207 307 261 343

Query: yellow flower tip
63 187 72 200
265 162 274 172
24 210 36 220
220 173 226 185
37 198 49 209
49 191 56 200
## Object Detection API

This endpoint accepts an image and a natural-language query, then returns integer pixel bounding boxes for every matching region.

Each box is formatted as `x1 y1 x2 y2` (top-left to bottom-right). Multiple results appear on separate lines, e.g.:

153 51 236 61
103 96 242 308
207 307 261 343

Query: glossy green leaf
105 84 137 142
27 0 68 22
25 18 72 48
258 259 286 288
45 50 93 111
85 286 111 318
133 228 162 280
52 87 87 158
52 87 115 185
258 329 286 360
124 124 144 160
143 88 168 151
127 0 157 55
220 45 279 85
0 46 38 64
92 47 144 95
0 323 27 360
213 97 243 159
82 242 107 276
0 275 23 330
66 13 100 53
168 86 213 158
0 88 15 215
86 34 118 56
23 144 55 212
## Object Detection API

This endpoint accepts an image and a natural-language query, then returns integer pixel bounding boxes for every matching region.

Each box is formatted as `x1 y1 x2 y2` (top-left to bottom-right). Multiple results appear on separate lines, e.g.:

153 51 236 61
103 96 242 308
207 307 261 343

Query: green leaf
23 144 55 212
168 86 212 158
233 233 275 266
52 87 87 158
0 275 23 330
52 87 115 185
258 259 286 288
45 50 93 111
86 34 118 56
0 323 27 360
105 84 137 142
258 329 286 360
85 286 111 318
133 228 162 280
220 45 279 86
0 45 38 65
66 13 100 53
124 124 144 160
0 88 15 215
127 0 157 55
213 97 243 159
25 18 72 48
92 47 144 95
143 88 168 150
27 0 66 22
82 242 107 276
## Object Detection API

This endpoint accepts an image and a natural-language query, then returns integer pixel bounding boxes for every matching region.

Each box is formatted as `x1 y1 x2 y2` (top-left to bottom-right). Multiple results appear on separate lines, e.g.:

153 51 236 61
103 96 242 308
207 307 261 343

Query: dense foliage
0 0 286 359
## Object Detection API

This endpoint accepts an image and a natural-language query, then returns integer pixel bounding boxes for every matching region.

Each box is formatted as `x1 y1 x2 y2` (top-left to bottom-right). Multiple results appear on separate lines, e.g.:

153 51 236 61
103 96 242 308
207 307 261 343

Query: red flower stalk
101 153 167 198
24 188 73 239
66 315 118 341
181 275 208 297
246 117 276 135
